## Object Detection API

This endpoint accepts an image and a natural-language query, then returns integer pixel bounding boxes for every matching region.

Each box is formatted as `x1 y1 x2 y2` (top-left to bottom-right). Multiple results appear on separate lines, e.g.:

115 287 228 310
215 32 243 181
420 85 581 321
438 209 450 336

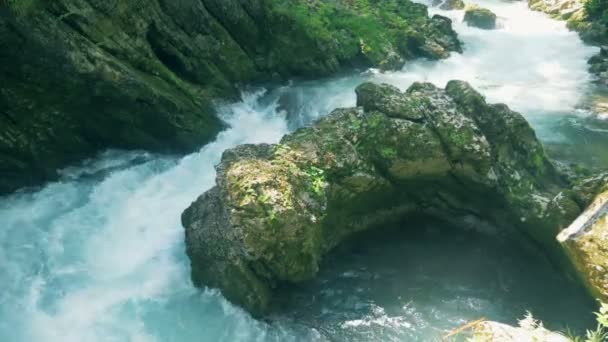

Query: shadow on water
272 217 597 341
533 115 608 171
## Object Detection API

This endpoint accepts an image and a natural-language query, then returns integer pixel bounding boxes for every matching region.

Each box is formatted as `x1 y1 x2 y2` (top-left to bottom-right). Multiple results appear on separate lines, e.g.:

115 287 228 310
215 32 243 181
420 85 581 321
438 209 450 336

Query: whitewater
0 1 602 341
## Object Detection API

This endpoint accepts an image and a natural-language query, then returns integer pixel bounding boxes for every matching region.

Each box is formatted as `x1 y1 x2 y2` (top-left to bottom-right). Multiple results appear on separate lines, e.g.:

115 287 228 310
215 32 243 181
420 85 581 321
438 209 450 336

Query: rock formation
182 81 583 316
0 0 461 194
559 174 608 302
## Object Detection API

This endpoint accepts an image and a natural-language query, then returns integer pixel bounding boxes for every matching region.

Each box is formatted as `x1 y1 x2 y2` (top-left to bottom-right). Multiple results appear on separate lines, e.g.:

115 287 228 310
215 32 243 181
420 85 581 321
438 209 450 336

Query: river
0 0 604 341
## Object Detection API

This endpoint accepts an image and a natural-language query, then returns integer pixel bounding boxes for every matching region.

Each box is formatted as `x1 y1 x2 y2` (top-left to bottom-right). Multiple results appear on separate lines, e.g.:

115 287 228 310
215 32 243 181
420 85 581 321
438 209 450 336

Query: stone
558 188 608 302
464 5 498 29
440 0 466 11
182 81 582 316
472 319 570 342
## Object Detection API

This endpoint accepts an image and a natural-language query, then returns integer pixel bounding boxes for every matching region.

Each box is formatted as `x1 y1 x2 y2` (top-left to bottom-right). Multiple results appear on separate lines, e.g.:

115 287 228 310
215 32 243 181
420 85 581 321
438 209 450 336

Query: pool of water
275 219 596 341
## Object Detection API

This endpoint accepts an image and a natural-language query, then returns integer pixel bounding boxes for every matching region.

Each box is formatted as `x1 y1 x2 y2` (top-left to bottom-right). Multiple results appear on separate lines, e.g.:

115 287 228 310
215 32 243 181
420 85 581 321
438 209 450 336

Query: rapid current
1 1 606 341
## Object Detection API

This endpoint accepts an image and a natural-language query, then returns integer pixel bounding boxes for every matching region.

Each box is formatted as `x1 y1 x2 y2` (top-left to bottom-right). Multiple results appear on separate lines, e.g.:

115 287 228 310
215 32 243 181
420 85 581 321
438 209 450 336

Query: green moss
305 165 327 197
585 0 608 22
380 147 398 159
5 0 38 16
265 0 453 69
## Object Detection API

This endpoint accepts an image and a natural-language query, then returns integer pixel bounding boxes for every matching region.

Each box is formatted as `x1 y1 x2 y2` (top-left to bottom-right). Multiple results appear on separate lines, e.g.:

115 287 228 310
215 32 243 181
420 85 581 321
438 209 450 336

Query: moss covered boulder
0 0 462 194
558 176 608 302
182 81 584 316
464 5 498 29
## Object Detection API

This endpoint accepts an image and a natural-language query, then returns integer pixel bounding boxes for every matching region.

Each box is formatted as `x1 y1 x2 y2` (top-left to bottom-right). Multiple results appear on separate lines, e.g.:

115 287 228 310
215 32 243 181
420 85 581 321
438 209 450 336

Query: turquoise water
0 1 605 341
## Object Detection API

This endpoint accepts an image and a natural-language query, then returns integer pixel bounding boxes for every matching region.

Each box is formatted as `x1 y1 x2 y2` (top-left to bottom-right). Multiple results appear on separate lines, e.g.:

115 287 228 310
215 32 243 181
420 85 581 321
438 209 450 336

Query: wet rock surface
464 6 497 29
182 81 584 316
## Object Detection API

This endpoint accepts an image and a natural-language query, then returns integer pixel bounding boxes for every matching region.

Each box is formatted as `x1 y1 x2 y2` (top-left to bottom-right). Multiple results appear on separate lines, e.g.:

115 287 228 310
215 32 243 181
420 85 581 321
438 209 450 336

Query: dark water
276 219 596 341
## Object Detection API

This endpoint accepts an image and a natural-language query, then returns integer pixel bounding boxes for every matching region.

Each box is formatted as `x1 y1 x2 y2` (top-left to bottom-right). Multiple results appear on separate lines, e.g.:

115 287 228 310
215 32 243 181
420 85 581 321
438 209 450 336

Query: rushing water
0 1 605 341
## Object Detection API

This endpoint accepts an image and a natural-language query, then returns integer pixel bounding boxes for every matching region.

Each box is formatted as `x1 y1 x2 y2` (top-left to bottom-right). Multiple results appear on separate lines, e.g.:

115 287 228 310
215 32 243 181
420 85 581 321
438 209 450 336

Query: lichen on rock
182 81 583 316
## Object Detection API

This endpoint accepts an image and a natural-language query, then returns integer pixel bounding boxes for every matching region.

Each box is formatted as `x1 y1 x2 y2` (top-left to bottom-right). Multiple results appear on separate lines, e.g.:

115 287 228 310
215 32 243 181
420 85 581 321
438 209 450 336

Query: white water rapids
0 1 602 341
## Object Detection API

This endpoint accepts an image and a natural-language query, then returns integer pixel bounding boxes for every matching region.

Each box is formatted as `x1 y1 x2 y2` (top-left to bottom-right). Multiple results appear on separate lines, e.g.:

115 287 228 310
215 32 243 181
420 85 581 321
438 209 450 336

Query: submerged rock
464 6 498 29
182 81 583 316
559 180 608 302
0 0 462 195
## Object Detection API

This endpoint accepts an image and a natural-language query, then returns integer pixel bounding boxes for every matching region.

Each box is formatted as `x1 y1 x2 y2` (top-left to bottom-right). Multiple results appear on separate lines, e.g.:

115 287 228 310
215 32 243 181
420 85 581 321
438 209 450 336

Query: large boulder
464 5 497 29
558 176 608 302
182 81 581 316
0 0 462 195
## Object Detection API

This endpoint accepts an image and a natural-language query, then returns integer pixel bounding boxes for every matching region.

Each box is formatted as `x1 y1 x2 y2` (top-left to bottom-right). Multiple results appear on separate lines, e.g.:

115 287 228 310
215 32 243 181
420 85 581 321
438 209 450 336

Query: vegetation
569 303 608 342
585 0 608 23
3 0 38 15
462 303 608 341
267 0 454 70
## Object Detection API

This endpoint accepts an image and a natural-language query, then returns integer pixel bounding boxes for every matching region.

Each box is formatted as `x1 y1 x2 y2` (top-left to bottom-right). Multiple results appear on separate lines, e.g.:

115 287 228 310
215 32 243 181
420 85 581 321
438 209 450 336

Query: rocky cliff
182 81 584 316
0 0 461 194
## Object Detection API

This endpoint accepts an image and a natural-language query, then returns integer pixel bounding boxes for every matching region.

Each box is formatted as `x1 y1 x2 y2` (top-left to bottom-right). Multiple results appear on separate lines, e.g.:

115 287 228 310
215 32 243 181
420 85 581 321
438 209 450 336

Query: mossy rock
0 0 463 194
182 81 583 316
440 0 465 11
464 5 497 29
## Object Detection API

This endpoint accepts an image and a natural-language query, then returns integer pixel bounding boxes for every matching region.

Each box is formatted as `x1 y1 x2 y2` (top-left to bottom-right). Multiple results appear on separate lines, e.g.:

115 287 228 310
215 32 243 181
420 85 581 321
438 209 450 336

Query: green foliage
305 165 327 197
380 147 398 159
568 302 608 342
268 0 434 67
4 0 38 16
585 0 608 23
349 118 363 131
